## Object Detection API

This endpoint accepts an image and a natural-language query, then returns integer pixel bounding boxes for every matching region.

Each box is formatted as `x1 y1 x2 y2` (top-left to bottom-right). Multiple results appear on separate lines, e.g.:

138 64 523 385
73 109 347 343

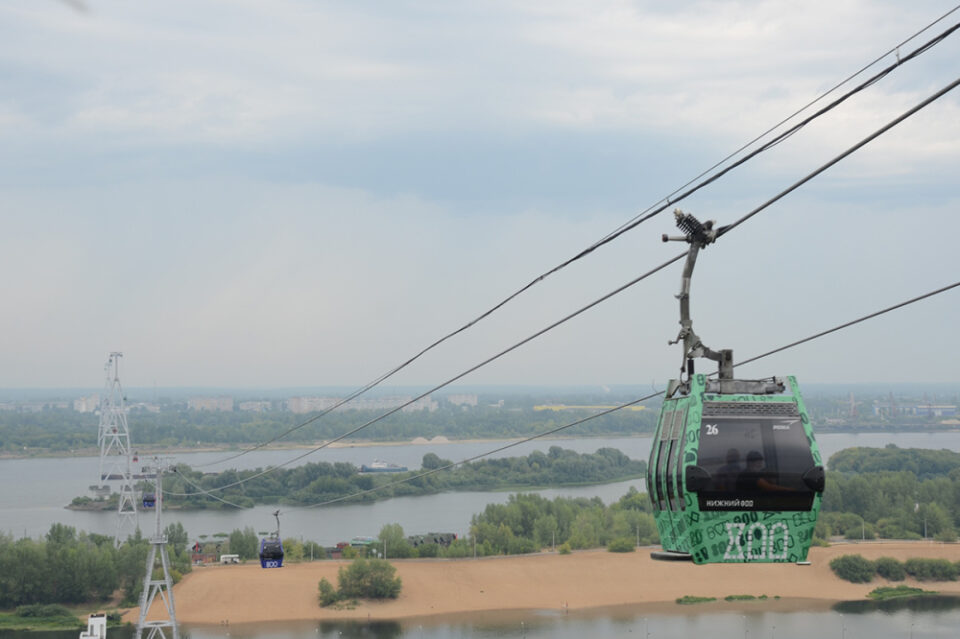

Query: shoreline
0 434 647 462
7 428 960 461
126 542 960 625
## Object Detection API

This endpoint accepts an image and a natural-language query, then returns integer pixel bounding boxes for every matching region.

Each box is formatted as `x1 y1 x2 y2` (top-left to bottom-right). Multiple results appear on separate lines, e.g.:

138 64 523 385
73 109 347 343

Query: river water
4 597 960 639
3 433 960 638
2 432 959 543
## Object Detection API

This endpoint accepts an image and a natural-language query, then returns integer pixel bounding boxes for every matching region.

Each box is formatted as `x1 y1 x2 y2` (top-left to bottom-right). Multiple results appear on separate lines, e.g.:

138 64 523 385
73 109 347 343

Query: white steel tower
96 352 138 547
136 459 179 639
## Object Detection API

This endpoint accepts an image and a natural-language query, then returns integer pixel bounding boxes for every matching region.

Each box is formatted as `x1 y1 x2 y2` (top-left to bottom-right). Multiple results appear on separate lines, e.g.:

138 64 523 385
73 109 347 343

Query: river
2 432 959 544
4 597 960 639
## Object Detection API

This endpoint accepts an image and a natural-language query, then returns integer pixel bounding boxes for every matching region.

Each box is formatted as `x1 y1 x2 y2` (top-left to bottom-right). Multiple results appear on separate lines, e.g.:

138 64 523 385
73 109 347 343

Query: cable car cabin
142 492 156 509
648 374 824 564
259 538 284 569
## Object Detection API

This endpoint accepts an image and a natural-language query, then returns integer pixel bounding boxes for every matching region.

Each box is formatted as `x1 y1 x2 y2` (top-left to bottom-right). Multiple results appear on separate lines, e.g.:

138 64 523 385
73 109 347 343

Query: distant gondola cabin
259 538 284 568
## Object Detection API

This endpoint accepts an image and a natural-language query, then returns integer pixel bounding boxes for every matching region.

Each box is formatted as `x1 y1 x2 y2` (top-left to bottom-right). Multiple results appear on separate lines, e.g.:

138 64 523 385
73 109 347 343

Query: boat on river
359 460 408 473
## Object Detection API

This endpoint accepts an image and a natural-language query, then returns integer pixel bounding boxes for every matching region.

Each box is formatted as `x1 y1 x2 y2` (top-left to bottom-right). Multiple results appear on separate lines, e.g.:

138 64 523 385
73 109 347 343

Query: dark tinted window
695 402 816 511
666 408 687 511
261 540 284 560
648 409 670 509
655 413 672 511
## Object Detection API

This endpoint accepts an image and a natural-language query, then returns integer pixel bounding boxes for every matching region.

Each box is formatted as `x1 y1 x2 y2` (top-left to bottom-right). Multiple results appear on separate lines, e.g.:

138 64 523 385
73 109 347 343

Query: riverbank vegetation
73 447 646 511
819 446 960 542
868 585 938 600
0 523 191 608
830 554 960 583
318 559 402 607
0 400 656 454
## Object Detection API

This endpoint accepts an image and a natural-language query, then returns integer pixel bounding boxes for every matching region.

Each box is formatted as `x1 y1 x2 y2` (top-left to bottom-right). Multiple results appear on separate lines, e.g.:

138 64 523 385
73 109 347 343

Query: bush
607 537 635 553
558 542 572 555
874 557 906 581
15 604 74 618
830 555 875 583
934 529 958 543
317 578 338 607
904 558 958 581
337 558 402 600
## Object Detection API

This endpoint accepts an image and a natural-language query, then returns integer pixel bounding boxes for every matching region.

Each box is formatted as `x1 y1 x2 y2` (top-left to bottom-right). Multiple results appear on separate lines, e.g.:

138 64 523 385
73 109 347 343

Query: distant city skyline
1 1 959 388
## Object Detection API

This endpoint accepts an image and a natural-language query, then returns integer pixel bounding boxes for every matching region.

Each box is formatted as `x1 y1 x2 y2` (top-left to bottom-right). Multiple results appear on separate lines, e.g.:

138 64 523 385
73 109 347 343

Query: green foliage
0 400 659 454
228 527 259 560
317 578 339 607
724 594 757 601
676 595 715 604
558 543 572 555
822 447 960 541
0 524 173 608
830 446 960 479
337 558 402 600
830 555 875 583
378 523 414 559
144 447 646 510
874 557 906 581
15 604 74 618
469 491 659 556
607 537 635 553
282 538 305 563
868 585 936 600
903 558 958 581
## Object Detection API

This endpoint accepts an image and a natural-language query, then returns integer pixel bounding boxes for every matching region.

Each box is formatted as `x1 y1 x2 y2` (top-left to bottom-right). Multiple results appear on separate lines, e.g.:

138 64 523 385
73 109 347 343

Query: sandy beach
126 542 960 625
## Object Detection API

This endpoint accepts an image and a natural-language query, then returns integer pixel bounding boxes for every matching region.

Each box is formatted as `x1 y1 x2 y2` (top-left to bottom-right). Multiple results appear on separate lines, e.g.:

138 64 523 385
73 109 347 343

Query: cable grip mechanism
662 209 733 384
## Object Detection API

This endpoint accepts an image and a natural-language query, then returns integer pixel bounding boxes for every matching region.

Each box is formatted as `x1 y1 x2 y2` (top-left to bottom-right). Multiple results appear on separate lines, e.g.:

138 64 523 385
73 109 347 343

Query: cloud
1 1 959 387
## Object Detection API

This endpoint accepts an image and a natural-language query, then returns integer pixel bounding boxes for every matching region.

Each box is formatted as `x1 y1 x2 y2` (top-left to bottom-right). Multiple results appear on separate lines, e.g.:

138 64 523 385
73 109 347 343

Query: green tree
317 578 338 606
377 523 414 559
337 558 402 599
830 555 875 583
228 527 259 560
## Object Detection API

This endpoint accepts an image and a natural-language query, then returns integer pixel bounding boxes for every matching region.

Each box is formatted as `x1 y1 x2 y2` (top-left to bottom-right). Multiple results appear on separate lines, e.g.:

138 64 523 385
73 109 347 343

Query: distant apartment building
74 394 100 413
287 395 437 414
238 400 272 412
400 396 438 413
445 394 478 407
287 396 340 414
188 396 234 412
129 402 161 413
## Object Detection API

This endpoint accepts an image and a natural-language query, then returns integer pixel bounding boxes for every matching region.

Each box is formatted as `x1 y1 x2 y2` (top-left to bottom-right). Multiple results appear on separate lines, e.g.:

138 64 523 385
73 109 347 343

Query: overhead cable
168 72 960 497
281 277 960 512
193 15 960 469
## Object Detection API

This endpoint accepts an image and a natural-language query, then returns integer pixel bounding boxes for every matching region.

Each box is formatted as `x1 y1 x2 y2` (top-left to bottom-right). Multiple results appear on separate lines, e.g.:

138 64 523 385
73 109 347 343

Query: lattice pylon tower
136 460 179 639
96 352 138 547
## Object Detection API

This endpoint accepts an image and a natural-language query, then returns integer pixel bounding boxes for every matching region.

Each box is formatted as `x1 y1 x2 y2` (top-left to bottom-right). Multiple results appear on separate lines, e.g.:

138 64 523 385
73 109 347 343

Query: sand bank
127 542 960 625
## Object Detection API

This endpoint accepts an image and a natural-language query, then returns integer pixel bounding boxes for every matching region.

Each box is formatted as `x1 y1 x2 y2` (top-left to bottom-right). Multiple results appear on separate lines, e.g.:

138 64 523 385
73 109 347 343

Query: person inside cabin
714 448 741 491
736 450 788 492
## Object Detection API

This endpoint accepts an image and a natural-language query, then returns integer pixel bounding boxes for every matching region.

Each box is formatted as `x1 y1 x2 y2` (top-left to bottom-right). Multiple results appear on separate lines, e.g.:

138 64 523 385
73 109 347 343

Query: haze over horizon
2 1 959 390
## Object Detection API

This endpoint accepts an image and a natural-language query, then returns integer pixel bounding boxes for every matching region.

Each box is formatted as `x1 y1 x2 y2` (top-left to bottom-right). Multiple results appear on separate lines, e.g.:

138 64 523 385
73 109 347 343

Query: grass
725 594 757 601
0 612 83 631
676 595 716 605
868 585 938 601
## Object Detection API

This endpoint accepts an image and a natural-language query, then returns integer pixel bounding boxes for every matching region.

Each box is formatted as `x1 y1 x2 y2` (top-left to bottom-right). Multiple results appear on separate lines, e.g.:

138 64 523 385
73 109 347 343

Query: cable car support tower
136 458 179 639
95 352 138 547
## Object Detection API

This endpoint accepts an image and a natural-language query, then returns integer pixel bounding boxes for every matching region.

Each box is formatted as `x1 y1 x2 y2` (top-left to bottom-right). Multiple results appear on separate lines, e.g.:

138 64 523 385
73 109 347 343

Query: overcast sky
1 1 959 391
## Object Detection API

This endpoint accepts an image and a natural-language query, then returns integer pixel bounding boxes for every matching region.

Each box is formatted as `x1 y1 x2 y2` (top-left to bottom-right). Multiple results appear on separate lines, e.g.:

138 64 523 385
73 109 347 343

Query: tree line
106 447 647 510
819 445 960 542
0 403 657 453
0 523 191 609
